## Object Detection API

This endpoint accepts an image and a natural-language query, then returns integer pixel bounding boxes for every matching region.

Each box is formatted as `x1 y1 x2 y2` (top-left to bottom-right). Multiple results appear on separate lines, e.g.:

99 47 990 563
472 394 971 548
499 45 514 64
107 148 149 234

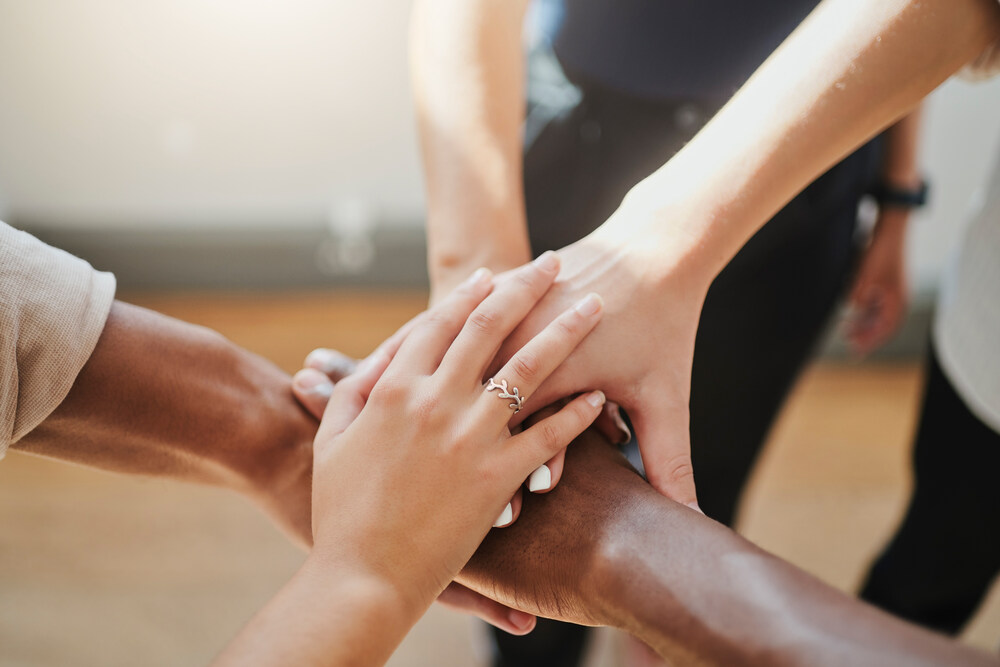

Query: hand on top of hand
299 252 607 623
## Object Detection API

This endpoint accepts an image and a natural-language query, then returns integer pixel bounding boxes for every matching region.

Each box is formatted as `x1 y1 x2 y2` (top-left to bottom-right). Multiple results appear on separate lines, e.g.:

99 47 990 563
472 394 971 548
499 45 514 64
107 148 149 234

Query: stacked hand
295 252 608 632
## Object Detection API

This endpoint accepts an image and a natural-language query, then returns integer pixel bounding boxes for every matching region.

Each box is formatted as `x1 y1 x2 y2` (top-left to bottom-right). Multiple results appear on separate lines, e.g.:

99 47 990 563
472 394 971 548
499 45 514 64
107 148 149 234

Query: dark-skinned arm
14 300 317 548
459 430 996 666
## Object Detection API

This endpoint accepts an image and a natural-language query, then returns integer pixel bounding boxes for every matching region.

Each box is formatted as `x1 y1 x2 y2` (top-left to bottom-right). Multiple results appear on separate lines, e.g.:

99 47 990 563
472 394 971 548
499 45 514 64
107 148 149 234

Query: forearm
599 487 993 665
410 0 532 292
604 0 1000 287
216 556 426 666
16 300 316 546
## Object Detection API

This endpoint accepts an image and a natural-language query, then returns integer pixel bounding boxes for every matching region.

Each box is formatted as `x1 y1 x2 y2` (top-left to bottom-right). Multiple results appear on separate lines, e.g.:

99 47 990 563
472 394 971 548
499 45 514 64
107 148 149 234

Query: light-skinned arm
410 0 532 301
218 257 608 665
846 108 923 356
492 0 1000 506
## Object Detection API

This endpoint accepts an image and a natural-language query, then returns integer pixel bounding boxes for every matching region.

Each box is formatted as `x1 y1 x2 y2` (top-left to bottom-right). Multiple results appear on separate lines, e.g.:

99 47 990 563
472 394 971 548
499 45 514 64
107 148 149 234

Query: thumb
629 390 700 510
316 350 392 440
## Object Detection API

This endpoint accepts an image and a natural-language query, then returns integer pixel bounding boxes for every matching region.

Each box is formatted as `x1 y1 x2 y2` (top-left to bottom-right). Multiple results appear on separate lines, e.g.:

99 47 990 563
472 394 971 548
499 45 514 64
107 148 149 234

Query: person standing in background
860 147 1000 637
411 1 924 664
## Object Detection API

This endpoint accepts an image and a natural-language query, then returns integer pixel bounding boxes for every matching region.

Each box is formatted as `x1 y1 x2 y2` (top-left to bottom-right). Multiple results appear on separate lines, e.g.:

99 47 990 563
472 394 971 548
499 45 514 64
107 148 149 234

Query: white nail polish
493 502 513 528
528 465 552 493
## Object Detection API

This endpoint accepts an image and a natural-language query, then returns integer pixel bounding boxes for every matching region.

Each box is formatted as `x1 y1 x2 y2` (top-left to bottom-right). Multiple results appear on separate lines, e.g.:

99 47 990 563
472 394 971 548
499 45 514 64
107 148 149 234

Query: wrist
303 549 432 627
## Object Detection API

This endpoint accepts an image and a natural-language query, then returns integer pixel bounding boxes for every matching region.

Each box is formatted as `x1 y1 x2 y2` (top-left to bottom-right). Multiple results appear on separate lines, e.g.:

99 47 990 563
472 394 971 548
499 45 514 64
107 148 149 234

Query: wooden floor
1 290 997 666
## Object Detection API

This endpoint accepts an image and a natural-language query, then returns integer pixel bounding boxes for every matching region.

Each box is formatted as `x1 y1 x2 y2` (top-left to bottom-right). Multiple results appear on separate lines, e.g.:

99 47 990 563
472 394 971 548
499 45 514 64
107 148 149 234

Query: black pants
491 77 880 666
860 344 1000 636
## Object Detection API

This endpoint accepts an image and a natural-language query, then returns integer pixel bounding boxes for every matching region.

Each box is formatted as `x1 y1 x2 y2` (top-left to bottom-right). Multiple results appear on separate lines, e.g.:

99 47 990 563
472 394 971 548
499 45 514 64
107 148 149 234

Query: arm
219 259 606 665
15 300 317 547
410 0 532 299
487 0 1000 505
846 108 923 356
459 431 997 666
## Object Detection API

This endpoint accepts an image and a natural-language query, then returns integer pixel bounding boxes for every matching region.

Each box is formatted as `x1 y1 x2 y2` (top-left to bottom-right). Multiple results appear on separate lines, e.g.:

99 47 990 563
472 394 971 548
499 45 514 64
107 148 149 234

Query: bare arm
15 300 316 547
485 0 1000 506
609 0 1000 280
460 431 997 666
847 107 923 356
410 0 532 299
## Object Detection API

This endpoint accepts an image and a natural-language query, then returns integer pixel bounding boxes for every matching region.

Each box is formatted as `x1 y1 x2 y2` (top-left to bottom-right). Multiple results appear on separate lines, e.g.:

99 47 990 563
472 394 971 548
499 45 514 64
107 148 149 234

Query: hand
456 424 636 627
307 254 607 620
492 223 707 508
845 208 909 357
295 347 541 635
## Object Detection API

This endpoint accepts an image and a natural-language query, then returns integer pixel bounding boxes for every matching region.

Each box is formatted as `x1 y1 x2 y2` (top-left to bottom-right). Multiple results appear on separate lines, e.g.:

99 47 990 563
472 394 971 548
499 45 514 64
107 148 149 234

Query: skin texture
412 0 1000 509
217 257 608 665
13 298 533 635
292 370 1000 666
459 430 998 666
16 300 317 547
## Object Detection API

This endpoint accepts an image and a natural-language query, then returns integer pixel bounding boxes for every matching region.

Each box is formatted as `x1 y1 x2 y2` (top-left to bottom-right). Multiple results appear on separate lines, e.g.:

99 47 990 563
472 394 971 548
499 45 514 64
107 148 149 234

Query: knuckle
370 376 407 403
663 454 695 484
537 422 563 451
469 309 499 334
511 352 540 383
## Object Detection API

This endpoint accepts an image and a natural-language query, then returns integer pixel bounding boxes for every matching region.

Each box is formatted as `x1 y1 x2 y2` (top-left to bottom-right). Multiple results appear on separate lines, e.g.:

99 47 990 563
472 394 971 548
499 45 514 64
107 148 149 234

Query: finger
292 368 335 420
304 348 358 383
479 293 603 426
630 391 699 509
436 583 536 636
493 488 523 529
594 401 632 445
389 268 493 376
440 252 561 382
316 349 393 440
527 447 565 494
510 391 605 475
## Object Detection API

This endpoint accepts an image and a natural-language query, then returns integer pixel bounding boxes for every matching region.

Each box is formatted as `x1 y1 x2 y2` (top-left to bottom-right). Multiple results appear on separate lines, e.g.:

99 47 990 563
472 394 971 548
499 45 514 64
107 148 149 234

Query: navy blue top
541 0 822 102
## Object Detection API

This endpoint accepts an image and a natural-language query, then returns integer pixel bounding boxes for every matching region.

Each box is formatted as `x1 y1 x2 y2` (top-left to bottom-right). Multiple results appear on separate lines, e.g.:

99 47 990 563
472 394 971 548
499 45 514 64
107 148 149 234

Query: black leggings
860 344 1000 636
491 78 880 666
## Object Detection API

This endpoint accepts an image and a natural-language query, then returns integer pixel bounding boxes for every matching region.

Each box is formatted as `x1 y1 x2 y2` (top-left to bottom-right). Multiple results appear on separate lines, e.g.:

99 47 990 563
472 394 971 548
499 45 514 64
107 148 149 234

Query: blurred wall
0 1 999 291
0 0 424 230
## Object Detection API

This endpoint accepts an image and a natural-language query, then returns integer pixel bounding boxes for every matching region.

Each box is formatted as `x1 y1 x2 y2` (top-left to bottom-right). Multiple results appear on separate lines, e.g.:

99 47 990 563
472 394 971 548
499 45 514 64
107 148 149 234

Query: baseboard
18 221 934 361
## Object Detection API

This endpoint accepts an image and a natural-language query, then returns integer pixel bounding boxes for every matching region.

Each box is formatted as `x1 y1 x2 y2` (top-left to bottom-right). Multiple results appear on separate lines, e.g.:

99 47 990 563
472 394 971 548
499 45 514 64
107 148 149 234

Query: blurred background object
1 1 999 665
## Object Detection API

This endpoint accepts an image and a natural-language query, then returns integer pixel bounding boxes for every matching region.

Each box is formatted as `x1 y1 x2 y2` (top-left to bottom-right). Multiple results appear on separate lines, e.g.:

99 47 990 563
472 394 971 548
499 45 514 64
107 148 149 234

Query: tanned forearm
601 0 1000 287
16 300 316 548
410 0 533 296
596 480 993 665
462 432 996 665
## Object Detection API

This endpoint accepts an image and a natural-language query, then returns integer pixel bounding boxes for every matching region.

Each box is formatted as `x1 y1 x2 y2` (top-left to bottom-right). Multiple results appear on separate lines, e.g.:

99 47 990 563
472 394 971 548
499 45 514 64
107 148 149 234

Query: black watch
869 179 929 210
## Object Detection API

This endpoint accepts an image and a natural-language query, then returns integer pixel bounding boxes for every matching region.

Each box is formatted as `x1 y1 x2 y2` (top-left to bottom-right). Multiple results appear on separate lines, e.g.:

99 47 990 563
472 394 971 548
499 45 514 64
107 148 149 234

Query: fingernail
574 292 603 317
533 250 559 272
304 349 339 374
493 502 513 528
507 609 534 632
686 501 704 515
609 405 631 444
464 267 492 287
528 464 552 493
293 371 334 398
586 390 606 408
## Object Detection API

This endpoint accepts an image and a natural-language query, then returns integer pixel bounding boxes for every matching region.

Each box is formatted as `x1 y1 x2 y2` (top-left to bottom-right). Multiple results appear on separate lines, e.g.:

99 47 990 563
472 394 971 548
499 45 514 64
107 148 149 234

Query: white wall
0 0 998 289
0 0 425 230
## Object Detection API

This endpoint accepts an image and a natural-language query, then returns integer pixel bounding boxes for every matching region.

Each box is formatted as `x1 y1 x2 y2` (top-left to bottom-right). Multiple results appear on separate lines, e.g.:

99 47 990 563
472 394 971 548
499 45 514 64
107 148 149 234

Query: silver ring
486 378 526 414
